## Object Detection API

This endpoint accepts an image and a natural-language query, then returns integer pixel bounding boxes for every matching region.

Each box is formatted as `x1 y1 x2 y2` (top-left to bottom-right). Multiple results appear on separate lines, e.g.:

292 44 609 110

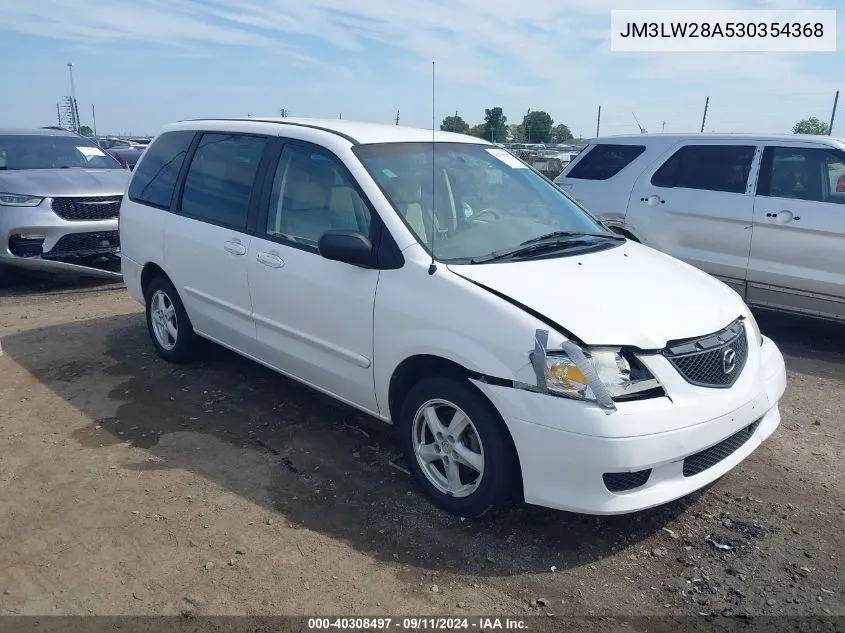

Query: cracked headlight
545 348 661 400
746 311 763 347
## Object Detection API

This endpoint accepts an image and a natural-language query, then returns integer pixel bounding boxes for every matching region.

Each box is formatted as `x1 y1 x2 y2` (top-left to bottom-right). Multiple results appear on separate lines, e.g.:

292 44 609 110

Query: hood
0 168 130 197
448 240 747 349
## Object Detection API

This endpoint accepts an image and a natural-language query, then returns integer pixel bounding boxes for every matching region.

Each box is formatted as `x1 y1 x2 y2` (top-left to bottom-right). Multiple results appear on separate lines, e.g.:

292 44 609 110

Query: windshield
0 135 123 170
353 142 612 262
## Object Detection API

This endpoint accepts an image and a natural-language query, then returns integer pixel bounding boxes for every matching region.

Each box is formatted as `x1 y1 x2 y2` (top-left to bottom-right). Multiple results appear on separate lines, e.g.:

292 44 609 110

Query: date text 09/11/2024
306 617 528 630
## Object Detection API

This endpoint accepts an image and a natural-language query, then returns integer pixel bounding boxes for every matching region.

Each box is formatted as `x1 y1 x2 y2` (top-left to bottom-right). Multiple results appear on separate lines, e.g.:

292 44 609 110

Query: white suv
120 118 787 517
554 133 845 322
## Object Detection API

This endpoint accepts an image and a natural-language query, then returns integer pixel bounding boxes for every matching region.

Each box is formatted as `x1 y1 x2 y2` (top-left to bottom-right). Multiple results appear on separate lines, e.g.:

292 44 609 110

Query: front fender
374 326 535 418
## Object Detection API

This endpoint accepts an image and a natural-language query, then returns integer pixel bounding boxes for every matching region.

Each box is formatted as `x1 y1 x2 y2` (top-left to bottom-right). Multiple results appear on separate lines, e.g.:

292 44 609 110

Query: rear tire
145 276 196 363
398 377 520 518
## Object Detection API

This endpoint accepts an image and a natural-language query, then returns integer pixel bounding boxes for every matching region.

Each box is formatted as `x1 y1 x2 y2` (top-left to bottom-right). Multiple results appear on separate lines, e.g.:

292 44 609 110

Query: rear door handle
256 251 285 269
765 210 799 222
224 240 247 256
641 195 665 206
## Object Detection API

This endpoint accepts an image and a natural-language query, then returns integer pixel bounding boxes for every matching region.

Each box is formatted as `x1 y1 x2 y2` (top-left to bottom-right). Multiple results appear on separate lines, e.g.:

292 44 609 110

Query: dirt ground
0 273 843 621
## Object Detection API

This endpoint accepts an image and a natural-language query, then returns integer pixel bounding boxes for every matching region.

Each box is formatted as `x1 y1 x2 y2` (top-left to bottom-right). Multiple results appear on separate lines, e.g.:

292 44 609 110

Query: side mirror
318 230 372 266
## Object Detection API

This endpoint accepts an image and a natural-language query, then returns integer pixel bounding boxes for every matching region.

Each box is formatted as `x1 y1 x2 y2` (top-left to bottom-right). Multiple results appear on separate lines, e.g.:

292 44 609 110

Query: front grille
51 196 122 221
662 320 748 388
603 469 652 492
683 419 761 477
45 231 120 257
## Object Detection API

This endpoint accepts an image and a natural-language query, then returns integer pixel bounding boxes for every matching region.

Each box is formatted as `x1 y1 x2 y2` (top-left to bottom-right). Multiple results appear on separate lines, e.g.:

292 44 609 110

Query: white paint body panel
625 139 759 284
163 213 259 356
247 234 380 412
448 240 749 349
120 118 788 515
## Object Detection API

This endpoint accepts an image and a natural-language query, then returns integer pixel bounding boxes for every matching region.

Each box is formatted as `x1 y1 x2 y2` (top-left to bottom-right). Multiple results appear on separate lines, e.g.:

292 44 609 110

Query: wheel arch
388 353 524 499
140 262 173 299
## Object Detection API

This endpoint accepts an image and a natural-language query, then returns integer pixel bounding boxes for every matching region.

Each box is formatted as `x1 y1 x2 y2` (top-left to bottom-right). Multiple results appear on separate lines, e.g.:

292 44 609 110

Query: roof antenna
428 60 437 275
632 112 648 134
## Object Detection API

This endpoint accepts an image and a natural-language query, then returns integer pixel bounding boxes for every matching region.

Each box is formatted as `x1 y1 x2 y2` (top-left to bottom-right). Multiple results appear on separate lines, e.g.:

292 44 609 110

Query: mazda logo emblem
722 347 737 374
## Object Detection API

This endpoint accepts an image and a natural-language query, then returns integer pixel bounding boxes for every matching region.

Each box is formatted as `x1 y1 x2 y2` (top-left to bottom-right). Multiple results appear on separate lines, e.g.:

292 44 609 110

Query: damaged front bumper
472 331 787 515
0 198 123 280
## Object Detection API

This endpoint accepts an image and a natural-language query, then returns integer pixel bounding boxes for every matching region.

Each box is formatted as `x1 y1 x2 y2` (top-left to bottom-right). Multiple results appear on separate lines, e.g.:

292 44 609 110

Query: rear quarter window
566 144 646 180
128 131 195 209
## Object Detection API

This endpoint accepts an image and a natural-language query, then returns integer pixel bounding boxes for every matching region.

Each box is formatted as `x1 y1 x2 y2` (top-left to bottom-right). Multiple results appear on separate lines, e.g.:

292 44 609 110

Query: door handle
256 251 285 269
224 240 247 256
766 210 799 223
641 195 665 206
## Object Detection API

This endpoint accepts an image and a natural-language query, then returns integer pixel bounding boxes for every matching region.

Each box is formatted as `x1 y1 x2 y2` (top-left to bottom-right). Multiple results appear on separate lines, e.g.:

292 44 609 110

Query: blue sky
0 0 841 137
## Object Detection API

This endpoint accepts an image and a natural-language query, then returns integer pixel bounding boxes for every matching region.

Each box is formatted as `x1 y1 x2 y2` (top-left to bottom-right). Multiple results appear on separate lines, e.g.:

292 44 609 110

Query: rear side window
179 133 269 230
652 144 755 194
567 144 646 180
757 146 845 204
128 131 195 209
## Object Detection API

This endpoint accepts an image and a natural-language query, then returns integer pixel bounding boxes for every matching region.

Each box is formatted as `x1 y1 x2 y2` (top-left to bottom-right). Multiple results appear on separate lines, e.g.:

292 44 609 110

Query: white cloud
0 0 838 133
0 0 833 85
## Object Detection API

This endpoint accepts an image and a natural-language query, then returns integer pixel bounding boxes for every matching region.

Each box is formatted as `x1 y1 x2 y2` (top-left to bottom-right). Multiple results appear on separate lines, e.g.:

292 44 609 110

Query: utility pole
339 112 342 119
596 105 601 137
91 104 98 136
56 103 62 127
454 110 458 131
700 96 709 133
661 120 666 133
395 110 400 125
829 90 839 135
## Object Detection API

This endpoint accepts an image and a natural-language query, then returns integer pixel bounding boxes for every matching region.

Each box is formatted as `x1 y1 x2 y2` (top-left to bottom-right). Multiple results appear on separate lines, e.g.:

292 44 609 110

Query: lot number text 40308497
306 617 529 630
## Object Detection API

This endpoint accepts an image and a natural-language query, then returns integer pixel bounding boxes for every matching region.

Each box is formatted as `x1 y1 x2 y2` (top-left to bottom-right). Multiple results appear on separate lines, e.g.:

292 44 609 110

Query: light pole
67 63 80 132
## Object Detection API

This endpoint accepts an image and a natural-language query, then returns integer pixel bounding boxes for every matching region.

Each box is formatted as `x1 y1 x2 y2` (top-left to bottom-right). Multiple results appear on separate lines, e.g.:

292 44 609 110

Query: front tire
398 377 520 518
145 276 196 363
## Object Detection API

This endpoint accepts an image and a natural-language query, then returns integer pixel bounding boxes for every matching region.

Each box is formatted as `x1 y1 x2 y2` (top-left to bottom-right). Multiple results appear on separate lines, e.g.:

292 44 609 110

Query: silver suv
0 128 130 285
555 133 845 323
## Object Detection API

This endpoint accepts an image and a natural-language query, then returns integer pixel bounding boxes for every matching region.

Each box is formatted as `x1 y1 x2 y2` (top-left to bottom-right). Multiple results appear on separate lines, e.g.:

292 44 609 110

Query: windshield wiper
471 237 606 263
470 231 624 264
520 230 624 246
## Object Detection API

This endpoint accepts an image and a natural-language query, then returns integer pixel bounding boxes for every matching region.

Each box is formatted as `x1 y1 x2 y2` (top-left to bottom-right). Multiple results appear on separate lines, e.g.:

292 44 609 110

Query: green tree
77 125 93 136
507 124 526 142
523 110 554 143
792 116 829 135
483 107 508 143
468 123 486 138
440 115 469 134
551 123 574 143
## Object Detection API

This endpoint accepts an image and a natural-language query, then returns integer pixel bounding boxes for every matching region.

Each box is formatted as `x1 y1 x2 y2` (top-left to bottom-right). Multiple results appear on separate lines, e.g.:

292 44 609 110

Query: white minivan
119 118 787 517
554 133 845 322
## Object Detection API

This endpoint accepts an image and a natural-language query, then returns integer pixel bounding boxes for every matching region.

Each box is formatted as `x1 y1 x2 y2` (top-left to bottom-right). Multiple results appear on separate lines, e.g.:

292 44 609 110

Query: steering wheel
469 208 501 224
